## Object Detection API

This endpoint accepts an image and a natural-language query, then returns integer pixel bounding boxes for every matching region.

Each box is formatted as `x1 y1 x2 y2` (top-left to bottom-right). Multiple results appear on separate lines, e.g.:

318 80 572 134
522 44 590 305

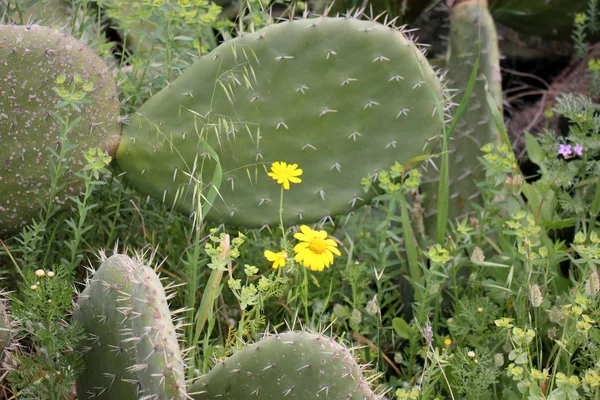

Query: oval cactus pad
188 331 381 399
117 17 445 227
0 25 120 233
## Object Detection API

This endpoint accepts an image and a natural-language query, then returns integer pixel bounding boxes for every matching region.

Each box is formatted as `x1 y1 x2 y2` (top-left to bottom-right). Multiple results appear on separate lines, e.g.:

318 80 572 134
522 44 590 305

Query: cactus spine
188 331 381 399
73 254 186 399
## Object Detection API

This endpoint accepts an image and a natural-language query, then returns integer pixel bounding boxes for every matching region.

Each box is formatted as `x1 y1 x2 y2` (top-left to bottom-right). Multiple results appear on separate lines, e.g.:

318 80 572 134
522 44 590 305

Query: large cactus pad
490 0 588 40
188 331 381 399
422 0 502 228
0 25 120 233
117 17 445 227
73 254 186 399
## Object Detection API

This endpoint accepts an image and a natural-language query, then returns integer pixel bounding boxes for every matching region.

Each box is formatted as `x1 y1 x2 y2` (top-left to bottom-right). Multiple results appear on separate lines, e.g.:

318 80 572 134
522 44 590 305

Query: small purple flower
574 143 583 156
558 144 572 158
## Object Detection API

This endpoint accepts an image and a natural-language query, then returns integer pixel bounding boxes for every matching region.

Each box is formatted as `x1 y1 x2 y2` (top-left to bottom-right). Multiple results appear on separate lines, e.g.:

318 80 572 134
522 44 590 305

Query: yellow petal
325 251 334 265
294 242 309 252
328 245 341 256
299 225 313 237
314 255 324 271
294 232 311 242
295 250 306 263
321 252 331 266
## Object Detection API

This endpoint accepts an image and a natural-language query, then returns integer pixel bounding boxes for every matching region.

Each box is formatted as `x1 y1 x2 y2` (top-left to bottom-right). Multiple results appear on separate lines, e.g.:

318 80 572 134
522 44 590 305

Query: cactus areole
116 16 445 227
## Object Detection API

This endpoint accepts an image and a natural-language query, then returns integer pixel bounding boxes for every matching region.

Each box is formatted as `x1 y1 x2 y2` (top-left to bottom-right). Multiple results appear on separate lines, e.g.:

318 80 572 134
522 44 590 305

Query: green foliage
574 12 589 59
2 1 600 399
5 267 85 399
447 297 503 349
447 346 500 399
571 0 600 59
524 94 600 227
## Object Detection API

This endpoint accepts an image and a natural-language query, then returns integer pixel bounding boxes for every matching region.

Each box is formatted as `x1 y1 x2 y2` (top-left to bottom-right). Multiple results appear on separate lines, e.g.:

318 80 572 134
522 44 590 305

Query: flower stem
302 266 309 322
279 186 286 248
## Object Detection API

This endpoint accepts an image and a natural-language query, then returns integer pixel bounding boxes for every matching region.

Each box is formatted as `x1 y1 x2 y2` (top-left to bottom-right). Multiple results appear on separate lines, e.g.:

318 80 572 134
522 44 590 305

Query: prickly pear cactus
0 25 120 234
73 254 186 399
490 0 588 40
188 331 381 399
422 0 502 229
117 16 445 227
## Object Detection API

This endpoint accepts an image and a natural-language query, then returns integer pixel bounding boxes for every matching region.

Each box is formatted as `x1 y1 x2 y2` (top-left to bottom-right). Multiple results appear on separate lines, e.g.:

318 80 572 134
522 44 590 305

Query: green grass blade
484 88 512 149
436 48 480 244
399 194 423 302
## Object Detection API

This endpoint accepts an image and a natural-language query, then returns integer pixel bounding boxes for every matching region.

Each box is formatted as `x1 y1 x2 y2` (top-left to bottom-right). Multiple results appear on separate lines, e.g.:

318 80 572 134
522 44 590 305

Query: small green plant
5 267 85 399
572 0 600 60
574 13 589 59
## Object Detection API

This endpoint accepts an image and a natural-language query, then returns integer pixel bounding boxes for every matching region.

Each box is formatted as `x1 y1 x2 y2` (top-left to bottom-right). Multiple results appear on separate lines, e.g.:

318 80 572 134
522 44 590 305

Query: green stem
588 177 600 234
399 192 423 302
279 186 287 248
302 266 309 323
188 235 229 379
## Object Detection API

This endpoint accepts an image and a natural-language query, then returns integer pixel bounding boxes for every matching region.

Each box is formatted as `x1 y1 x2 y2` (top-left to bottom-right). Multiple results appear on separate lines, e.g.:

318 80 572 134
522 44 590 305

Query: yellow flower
293 225 341 271
264 250 287 269
267 161 303 190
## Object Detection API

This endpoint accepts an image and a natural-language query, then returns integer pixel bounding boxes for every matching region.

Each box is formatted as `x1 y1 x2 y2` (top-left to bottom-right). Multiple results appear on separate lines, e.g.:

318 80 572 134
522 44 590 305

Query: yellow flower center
309 238 327 254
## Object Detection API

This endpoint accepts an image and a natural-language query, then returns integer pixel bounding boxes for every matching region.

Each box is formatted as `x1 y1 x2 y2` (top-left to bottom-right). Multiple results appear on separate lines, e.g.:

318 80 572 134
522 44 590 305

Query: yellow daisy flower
264 250 287 269
267 161 303 190
293 225 341 271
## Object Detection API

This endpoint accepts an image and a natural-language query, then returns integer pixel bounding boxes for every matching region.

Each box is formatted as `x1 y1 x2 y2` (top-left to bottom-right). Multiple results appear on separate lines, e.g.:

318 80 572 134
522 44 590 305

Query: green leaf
525 132 545 165
392 317 412 340
542 218 577 229
549 388 566 400
515 351 528 364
